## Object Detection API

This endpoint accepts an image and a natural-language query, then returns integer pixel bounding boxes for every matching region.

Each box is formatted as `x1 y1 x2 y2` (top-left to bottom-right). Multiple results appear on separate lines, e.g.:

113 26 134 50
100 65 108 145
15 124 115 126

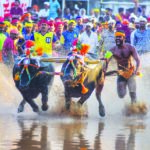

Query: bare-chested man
110 31 140 103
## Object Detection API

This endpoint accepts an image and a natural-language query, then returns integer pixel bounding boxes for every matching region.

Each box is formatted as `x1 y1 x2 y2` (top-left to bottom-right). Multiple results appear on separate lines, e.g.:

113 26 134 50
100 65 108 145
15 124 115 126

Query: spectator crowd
0 0 150 63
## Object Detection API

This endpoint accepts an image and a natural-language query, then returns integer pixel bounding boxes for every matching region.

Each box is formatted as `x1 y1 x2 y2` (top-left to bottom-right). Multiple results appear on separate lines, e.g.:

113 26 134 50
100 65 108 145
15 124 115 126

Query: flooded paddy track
0 53 150 150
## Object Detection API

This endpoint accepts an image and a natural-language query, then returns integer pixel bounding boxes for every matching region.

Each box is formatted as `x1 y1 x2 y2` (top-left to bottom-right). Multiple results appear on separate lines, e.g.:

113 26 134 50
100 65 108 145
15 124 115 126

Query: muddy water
0 54 150 150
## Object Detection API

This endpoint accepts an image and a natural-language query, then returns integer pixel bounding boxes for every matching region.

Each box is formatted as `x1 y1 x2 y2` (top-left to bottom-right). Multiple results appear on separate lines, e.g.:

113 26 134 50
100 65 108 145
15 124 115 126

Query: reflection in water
0 114 148 150
115 134 126 150
11 118 147 150
126 124 146 150
115 123 146 150
61 122 90 150
12 119 49 150
61 121 104 150
94 122 104 150
11 119 106 150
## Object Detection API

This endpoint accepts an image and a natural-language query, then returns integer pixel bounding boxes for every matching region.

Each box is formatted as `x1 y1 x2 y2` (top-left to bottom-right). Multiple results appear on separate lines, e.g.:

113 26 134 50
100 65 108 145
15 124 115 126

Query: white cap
129 23 135 29
101 8 106 12
129 13 137 20
139 16 147 22
74 4 79 10
146 23 150 28
44 2 49 6
134 18 139 23
86 22 93 28
108 19 116 24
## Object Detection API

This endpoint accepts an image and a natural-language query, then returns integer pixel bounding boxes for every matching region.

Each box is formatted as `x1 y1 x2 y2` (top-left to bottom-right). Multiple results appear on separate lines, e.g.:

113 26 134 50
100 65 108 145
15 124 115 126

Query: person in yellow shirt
55 22 64 44
4 21 11 35
33 19 58 56
0 22 7 62
115 8 125 22
54 21 65 56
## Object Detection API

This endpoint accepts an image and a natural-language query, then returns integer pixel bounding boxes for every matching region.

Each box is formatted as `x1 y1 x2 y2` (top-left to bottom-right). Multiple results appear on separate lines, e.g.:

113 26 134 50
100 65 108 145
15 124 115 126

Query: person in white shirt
130 18 140 46
39 2 50 19
132 17 150 54
79 8 88 19
79 23 99 58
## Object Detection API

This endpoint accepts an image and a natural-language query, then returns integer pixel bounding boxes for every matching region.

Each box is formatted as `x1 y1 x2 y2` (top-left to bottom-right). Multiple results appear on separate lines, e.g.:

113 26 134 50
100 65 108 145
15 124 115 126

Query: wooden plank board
40 57 100 64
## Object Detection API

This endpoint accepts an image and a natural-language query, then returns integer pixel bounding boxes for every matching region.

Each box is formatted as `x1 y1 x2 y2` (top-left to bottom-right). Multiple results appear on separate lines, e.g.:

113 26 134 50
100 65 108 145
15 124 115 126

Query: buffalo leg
25 97 39 112
65 92 71 111
96 84 105 117
18 99 26 113
78 94 91 105
41 88 49 111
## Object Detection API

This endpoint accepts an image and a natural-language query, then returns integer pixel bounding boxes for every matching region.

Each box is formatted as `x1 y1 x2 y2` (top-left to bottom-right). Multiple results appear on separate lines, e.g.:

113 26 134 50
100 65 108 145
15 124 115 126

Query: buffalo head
14 57 40 90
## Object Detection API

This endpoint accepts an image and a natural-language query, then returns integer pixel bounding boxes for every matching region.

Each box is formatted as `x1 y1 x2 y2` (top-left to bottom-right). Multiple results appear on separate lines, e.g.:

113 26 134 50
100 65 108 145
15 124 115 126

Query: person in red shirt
2 29 19 65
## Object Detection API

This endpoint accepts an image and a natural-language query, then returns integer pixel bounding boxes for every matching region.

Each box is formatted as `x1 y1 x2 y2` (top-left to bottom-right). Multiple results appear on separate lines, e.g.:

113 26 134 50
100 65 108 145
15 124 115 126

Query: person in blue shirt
75 16 84 34
62 20 79 53
48 0 60 19
21 22 34 51
133 17 150 54
22 22 34 41
64 8 72 20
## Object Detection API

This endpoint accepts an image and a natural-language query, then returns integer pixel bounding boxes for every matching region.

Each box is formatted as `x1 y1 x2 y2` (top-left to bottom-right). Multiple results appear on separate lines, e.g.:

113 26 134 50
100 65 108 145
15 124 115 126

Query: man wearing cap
99 19 116 56
33 19 58 56
10 19 19 31
54 22 65 55
130 18 140 46
20 13 31 25
3 21 11 37
116 8 126 22
93 9 100 22
39 2 50 19
104 8 115 21
79 23 99 58
0 22 6 62
109 31 140 104
64 8 72 20
75 16 84 34
55 22 64 44
4 14 12 22
2 29 19 65
132 16 150 54
62 20 78 54
79 8 88 19
48 22 55 32
121 19 131 43
22 22 34 41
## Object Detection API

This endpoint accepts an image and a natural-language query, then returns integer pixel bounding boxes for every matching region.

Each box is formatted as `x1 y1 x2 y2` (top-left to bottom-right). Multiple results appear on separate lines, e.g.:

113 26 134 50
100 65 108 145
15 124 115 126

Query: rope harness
63 59 89 94
64 60 77 79
14 58 40 87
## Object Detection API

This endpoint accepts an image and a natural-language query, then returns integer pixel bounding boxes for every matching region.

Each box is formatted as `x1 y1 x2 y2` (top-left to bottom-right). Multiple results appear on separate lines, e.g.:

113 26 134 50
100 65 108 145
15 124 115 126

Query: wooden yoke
40 57 100 64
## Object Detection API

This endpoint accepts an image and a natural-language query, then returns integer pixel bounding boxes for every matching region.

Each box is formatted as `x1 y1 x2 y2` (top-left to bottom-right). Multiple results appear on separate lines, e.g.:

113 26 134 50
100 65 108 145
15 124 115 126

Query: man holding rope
109 30 140 103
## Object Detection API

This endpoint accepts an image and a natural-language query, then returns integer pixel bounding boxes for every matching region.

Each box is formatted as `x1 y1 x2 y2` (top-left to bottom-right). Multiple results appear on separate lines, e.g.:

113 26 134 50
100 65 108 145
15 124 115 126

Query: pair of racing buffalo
13 55 110 117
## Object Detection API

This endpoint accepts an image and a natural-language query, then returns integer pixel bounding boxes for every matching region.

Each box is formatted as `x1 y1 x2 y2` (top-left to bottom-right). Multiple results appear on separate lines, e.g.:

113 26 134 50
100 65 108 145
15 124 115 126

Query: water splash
124 102 148 116
0 53 150 118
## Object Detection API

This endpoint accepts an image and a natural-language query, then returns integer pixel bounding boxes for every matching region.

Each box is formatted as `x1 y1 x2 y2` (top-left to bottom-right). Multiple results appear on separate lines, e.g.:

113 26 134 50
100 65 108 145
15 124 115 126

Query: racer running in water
109 31 140 103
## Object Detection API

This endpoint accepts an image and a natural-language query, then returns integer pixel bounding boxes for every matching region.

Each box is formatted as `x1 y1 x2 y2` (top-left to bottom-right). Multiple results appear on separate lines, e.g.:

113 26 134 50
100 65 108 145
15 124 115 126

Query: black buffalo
60 56 109 117
13 57 54 113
